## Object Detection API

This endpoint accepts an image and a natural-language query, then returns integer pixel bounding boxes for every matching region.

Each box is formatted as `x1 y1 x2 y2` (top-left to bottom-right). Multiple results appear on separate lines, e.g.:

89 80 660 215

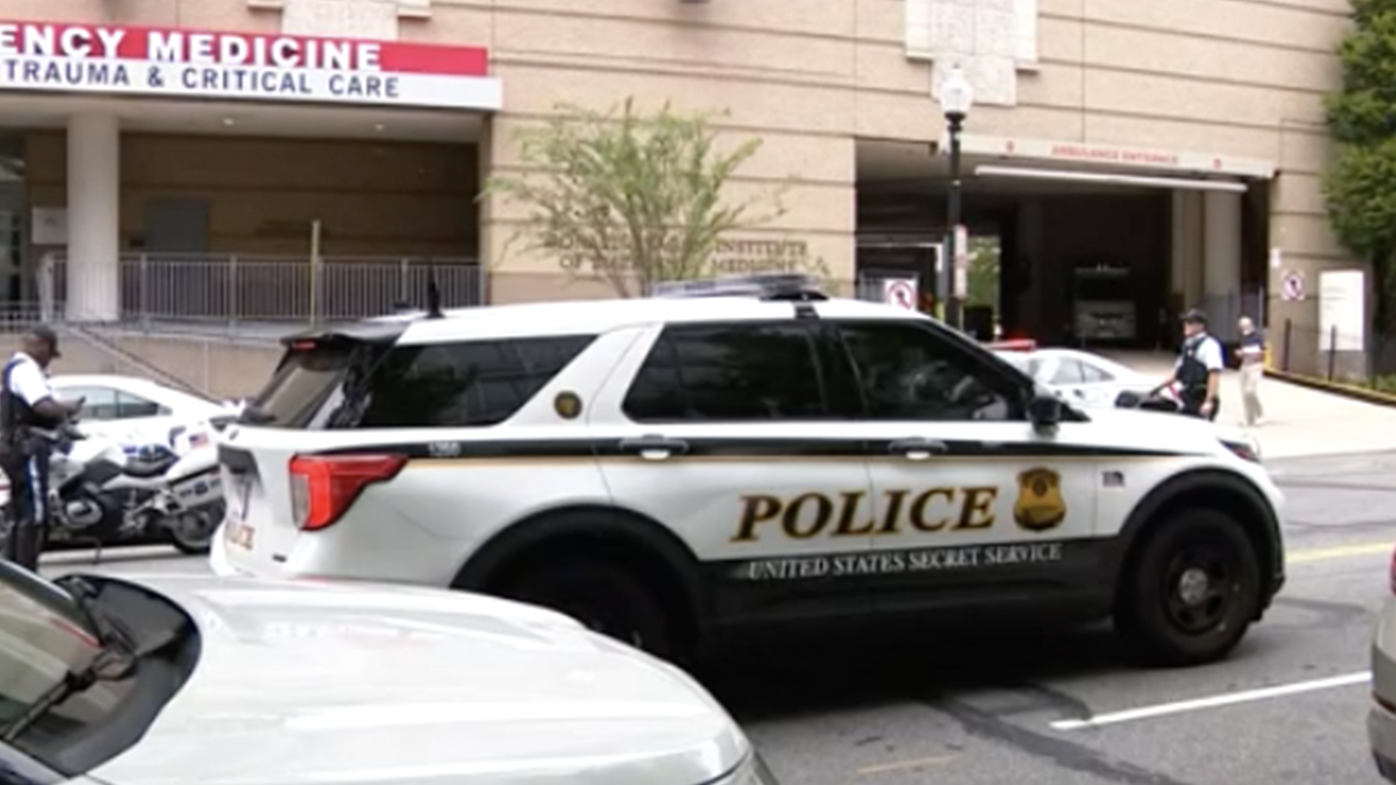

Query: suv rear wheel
500 558 676 659
1115 507 1262 667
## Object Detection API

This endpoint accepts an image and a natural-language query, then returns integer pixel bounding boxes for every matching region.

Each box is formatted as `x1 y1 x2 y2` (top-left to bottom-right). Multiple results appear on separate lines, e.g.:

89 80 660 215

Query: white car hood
89 575 747 785
1073 406 1241 454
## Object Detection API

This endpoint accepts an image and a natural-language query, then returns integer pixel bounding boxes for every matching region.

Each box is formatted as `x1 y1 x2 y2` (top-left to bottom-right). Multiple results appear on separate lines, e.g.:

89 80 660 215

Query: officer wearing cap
0 325 81 570
1151 309 1225 420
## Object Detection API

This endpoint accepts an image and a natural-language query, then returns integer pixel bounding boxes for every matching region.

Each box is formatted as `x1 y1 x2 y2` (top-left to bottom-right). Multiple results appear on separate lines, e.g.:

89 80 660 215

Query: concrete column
1203 190 1243 337
1170 191 1205 309
66 113 120 322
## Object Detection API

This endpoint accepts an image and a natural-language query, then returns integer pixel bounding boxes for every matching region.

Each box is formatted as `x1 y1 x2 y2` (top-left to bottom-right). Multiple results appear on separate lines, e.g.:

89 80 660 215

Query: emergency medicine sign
0 21 502 110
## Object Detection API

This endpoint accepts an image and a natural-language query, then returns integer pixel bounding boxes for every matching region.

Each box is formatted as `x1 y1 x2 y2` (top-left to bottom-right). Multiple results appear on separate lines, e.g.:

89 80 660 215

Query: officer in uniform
1151 308 1225 420
1 325 81 570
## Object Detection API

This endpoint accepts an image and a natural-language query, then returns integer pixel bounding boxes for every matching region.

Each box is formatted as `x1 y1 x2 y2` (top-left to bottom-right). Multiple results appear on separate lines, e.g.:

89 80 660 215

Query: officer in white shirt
1 325 81 570
1151 309 1225 420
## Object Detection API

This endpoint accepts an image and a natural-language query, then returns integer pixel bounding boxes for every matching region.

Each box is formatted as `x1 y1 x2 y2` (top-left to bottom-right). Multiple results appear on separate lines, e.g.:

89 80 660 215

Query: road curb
1264 368 1396 408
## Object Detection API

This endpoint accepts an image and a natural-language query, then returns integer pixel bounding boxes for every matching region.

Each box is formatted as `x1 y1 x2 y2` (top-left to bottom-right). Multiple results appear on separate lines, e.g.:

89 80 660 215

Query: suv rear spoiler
280 321 408 347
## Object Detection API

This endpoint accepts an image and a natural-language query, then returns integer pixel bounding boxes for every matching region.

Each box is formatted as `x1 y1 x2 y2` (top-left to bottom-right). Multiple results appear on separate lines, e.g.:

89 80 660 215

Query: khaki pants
1240 363 1264 425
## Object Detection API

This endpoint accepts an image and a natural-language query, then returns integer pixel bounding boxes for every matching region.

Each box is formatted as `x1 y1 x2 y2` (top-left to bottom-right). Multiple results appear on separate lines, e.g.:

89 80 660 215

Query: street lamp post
937 64 974 330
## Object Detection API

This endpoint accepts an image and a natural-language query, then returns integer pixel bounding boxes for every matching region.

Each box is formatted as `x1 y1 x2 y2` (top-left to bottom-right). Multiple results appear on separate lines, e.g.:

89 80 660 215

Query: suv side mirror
1028 392 1063 429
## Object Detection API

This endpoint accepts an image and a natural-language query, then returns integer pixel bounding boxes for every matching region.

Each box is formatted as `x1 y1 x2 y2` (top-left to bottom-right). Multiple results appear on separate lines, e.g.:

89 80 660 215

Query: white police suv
211 274 1285 667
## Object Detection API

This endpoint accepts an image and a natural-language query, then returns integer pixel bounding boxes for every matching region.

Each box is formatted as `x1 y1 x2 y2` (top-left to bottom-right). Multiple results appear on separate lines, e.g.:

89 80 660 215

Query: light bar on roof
651 272 825 300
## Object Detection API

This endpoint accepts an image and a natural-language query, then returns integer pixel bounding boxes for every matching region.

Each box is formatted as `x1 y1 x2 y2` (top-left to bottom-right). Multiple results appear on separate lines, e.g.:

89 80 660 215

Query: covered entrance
854 135 1275 348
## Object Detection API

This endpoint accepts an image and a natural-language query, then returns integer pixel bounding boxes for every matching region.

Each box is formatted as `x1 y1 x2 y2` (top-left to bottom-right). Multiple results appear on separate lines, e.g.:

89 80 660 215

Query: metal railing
40 253 486 326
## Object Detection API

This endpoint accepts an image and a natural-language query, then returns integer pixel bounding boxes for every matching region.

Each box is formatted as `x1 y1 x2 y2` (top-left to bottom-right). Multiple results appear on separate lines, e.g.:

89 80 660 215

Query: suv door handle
618 435 690 460
888 438 949 460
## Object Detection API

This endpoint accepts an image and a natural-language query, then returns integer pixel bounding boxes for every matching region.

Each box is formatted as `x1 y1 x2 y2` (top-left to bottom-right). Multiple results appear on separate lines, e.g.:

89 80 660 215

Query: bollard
1328 324 1338 381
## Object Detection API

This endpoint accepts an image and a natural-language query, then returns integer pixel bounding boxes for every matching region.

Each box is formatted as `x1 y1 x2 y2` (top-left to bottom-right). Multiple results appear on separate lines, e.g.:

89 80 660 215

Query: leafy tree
965 236 1001 308
487 98 804 297
1323 0 1396 331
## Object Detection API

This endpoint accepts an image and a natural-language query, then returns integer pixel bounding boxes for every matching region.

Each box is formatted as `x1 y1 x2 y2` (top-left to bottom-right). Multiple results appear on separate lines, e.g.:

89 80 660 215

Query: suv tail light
288 453 407 531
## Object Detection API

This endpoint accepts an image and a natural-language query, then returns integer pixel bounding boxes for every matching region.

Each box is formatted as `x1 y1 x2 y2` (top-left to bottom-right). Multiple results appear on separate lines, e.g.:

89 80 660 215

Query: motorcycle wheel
168 503 222 556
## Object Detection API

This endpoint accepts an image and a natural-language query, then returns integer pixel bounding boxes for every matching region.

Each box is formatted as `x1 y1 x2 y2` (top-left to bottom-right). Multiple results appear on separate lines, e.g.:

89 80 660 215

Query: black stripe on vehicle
862 439 1189 459
305 437 1188 461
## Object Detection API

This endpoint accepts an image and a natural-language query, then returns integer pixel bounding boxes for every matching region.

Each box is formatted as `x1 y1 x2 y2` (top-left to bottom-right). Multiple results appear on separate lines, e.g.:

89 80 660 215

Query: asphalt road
39 450 1396 785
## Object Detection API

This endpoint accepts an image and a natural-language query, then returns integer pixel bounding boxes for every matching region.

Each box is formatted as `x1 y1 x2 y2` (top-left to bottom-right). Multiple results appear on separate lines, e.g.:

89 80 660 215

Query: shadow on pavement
698 621 1129 722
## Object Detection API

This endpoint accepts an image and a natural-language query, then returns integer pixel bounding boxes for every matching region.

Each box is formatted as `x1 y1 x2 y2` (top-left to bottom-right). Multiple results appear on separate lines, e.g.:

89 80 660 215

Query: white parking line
1050 671 1373 731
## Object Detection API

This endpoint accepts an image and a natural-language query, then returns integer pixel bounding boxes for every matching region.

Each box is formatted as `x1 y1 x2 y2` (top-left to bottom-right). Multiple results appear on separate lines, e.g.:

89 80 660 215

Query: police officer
1151 308 1225 420
1 325 81 570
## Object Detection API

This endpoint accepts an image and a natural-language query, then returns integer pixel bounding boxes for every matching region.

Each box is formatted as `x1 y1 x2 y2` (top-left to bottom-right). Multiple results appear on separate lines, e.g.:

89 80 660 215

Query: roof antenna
425 261 444 319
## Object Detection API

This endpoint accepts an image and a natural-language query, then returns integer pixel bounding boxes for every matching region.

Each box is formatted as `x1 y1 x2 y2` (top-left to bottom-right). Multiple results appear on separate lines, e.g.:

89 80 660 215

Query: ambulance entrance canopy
0 19 501 322
855 135 1276 346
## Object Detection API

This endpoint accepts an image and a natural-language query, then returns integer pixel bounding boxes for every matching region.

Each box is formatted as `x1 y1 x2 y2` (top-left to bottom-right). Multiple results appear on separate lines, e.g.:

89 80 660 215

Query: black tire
1114 507 1262 667
168 503 223 556
500 558 676 659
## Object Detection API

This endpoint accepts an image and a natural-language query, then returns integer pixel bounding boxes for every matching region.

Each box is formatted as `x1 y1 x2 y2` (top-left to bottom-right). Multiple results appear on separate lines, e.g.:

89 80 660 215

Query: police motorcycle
0 416 229 556
154 417 233 554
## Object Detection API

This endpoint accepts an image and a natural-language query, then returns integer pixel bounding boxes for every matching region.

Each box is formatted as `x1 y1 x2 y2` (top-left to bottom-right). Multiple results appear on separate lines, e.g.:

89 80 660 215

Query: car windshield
0 567 117 745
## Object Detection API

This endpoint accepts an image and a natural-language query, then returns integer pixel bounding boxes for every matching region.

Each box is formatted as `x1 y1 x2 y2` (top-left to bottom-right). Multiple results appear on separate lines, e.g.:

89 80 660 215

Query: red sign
0 20 487 75
0 20 500 109
1048 143 1180 168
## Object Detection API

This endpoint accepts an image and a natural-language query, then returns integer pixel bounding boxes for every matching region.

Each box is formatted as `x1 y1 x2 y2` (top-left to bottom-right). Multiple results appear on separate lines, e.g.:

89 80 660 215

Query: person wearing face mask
1149 309 1224 420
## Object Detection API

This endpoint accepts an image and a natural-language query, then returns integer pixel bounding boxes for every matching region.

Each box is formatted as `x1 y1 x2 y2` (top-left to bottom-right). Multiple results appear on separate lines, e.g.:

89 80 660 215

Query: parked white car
50 374 230 449
995 348 1176 409
0 562 773 785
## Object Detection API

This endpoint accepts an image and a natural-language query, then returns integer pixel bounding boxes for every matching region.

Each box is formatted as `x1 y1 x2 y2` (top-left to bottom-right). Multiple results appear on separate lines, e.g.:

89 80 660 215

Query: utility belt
0 426 49 462
1179 383 1212 403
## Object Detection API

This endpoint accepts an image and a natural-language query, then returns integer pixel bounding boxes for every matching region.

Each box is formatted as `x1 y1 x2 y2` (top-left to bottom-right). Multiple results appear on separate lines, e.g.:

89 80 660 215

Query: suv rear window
353 335 596 428
251 341 360 429
251 334 596 429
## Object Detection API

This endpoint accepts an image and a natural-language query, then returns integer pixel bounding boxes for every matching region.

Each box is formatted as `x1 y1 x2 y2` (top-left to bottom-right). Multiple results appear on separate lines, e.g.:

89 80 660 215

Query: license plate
225 521 255 550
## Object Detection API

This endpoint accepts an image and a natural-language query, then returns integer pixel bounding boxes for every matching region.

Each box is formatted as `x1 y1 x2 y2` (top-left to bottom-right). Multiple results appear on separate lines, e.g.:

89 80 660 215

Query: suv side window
354 335 596 428
833 320 1024 421
623 322 832 422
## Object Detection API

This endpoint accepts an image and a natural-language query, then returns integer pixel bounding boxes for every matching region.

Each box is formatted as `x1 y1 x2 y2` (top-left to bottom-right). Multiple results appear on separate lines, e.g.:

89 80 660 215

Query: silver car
0 562 775 785
1372 594 1396 780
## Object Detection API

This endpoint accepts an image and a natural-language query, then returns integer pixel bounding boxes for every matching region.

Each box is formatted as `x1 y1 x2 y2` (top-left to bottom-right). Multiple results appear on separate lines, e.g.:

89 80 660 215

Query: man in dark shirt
1237 316 1265 427
1 326 81 570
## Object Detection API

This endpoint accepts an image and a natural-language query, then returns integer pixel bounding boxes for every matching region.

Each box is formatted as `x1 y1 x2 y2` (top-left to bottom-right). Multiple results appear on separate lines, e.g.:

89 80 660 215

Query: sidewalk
1107 352 1396 460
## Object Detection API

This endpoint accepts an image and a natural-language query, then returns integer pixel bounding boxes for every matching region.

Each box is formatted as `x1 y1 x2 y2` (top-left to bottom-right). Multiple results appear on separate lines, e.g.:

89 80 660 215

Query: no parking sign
1281 270 1304 302
883 278 919 310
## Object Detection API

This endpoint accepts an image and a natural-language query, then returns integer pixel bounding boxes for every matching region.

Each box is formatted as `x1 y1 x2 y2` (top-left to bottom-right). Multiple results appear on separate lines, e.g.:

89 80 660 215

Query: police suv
211 274 1285 667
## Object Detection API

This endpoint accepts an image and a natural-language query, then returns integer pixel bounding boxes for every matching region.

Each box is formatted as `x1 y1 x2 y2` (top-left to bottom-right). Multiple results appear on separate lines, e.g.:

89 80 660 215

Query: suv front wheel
501 558 676 659
1115 507 1263 667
